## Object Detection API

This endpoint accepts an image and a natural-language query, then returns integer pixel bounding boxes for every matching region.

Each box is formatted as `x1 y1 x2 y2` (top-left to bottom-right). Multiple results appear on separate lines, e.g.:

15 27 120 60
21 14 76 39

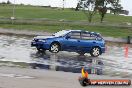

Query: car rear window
81 32 96 40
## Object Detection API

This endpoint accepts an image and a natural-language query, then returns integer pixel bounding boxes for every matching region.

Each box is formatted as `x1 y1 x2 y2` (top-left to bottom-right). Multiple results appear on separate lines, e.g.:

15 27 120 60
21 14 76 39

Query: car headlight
38 39 46 42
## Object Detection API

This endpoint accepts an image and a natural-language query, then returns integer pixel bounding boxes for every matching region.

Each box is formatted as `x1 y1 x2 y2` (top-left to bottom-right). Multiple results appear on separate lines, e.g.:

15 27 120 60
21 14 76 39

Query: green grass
0 4 132 23
0 4 132 38
0 5 86 21
0 23 132 38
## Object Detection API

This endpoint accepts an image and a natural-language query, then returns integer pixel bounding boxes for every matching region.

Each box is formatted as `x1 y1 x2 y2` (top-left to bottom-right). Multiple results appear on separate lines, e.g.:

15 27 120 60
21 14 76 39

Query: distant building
108 9 129 15
120 10 129 15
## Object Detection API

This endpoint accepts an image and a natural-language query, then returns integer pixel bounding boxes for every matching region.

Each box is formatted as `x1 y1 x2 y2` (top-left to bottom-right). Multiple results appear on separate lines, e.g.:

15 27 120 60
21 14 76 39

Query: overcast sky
0 0 132 15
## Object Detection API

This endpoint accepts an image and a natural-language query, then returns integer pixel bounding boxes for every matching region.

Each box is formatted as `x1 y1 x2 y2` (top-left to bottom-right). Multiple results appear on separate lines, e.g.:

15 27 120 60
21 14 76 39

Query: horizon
0 0 132 16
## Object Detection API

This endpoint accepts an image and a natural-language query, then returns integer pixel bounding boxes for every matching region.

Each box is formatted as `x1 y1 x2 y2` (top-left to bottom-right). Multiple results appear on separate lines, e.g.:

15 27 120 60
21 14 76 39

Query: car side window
81 32 96 40
96 36 102 40
68 32 81 39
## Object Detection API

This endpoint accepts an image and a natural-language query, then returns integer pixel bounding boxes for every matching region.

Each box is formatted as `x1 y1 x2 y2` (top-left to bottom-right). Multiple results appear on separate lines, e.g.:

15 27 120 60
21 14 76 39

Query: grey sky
0 0 132 15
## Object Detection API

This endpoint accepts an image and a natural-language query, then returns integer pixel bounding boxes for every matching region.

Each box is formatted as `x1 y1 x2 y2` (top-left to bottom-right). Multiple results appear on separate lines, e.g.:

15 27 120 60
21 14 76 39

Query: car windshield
53 30 70 37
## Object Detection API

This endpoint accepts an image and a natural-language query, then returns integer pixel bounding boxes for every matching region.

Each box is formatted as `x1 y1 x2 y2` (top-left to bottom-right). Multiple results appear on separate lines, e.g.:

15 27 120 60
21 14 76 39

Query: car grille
34 39 38 42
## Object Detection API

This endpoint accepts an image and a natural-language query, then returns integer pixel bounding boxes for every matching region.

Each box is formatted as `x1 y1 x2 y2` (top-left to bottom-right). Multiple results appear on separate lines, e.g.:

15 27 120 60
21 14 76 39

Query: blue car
31 30 105 57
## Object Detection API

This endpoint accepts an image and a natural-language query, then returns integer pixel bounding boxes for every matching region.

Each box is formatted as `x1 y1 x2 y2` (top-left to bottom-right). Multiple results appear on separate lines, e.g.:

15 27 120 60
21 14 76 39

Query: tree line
0 0 12 4
75 0 127 23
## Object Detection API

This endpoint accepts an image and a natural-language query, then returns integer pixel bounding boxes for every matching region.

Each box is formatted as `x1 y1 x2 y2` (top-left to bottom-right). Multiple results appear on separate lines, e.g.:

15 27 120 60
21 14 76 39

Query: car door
62 31 81 51
78 32 97 52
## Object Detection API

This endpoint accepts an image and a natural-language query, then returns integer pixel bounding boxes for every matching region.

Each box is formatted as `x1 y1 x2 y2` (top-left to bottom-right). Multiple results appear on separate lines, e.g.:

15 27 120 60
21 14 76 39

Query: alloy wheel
50 43 60 53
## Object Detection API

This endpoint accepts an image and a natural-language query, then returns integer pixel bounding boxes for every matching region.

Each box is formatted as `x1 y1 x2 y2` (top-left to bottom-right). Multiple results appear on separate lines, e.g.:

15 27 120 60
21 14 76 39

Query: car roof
66 30 100 35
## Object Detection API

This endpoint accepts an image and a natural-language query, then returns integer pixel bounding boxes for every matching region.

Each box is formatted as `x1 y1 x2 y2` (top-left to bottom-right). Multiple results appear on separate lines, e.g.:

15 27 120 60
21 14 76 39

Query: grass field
0 4 132 23
0 4 132 38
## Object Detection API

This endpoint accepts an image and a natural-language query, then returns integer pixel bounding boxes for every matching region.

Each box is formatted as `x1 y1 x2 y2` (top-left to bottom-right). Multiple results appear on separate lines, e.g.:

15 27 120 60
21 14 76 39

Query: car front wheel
49 43 60 53
37 48 46 52
77 52 85 56
90 47 101 57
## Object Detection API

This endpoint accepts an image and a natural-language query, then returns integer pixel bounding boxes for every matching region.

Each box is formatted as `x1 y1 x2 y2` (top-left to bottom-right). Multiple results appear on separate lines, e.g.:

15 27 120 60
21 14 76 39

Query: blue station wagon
31 30 105 57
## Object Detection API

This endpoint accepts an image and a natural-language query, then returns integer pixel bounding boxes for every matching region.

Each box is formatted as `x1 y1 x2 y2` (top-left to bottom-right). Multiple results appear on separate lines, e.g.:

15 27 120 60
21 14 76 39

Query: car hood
34 36 57 39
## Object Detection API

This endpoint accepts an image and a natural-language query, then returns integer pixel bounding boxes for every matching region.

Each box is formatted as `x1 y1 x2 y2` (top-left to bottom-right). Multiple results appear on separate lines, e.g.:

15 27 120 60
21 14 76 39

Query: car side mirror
66 35 71 39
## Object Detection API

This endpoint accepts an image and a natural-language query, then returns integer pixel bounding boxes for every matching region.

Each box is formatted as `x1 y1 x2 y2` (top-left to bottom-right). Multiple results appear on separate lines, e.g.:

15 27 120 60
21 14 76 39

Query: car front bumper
101 47 105 53
31 41 50 49
31 41 37 47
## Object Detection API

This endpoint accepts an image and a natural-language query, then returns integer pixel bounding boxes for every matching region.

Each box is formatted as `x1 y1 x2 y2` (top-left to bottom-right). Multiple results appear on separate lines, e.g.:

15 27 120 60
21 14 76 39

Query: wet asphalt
0 34 132 78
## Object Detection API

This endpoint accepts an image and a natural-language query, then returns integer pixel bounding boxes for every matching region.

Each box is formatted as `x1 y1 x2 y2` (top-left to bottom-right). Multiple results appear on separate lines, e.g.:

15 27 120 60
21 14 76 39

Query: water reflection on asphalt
30 51 104 74
0 34 132 77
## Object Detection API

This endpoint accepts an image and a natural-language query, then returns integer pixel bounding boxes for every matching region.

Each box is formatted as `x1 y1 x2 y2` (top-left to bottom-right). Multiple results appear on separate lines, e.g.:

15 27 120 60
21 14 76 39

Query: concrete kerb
103 37 132 44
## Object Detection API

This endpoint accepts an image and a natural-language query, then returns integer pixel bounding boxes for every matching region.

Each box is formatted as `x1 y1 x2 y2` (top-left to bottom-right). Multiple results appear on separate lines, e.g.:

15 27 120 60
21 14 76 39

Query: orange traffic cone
124 44 128 58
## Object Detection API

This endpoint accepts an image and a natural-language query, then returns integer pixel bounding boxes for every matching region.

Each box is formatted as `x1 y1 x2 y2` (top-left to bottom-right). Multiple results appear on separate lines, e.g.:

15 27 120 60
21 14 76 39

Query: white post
91 58 97 74
11 0 16 24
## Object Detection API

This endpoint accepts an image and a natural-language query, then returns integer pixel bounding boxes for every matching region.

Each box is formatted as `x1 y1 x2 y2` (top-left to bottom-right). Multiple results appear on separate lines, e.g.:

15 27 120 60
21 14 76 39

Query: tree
96 0 111 23
1 2 6 4
75 3 80 11
78 0 123 23
98 6 107 23
7 0 11 4
110 0 123 15
62 0 65 10
95 0 122 22
78 0 97 23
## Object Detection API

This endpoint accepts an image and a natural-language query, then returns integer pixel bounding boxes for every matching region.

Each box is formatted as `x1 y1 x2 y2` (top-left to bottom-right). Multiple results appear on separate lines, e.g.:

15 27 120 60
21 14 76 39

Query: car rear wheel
49 43 60 53
90 47 101 57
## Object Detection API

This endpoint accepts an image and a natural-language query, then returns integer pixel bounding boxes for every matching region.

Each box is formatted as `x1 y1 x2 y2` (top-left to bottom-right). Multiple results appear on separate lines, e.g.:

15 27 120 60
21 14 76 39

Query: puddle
0 73 35 79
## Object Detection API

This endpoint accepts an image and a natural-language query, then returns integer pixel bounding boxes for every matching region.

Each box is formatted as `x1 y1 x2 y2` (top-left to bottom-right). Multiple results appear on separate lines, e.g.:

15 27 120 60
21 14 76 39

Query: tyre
77 52 85 56
49 42 60 53
37 48 45 52
90 47 101 57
